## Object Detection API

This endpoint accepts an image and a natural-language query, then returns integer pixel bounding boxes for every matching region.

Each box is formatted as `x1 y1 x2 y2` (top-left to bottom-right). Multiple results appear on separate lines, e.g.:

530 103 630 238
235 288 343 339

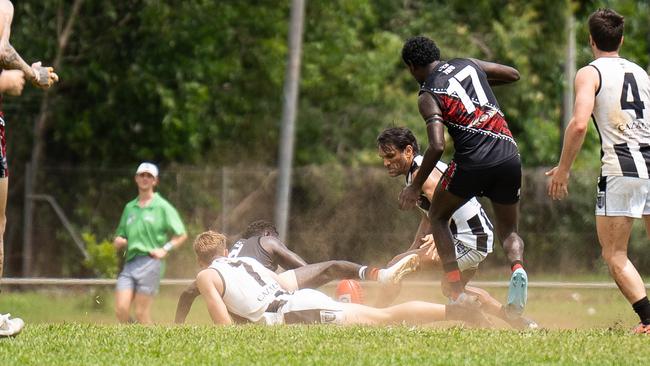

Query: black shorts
0 116 7 178
441 154 521 204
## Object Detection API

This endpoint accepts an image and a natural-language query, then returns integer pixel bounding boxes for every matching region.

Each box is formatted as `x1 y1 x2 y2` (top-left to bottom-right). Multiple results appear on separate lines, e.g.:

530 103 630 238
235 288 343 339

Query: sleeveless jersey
419 58 518 168
228 236 277 271
589 57 650 178
406 155 494 253
209 256 287 322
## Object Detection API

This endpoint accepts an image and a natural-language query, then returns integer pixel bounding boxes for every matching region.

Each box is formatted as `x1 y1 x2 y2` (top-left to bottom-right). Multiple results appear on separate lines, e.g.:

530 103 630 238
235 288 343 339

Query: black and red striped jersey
419 58 518 168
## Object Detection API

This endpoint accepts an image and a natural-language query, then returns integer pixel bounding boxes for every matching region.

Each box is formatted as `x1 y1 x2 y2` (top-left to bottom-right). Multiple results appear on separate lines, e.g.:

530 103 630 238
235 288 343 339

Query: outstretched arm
399 93 445 210
409 167 440 250
546 65 598 200
261 236 307 270
196 269 232 325
469 58 520 85
0 1 58 88
410 215 431 251
174 281 200 324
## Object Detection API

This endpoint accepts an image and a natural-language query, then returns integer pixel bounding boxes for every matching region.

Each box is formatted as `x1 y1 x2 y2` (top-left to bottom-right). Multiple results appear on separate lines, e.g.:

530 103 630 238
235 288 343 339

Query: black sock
632 297 650 325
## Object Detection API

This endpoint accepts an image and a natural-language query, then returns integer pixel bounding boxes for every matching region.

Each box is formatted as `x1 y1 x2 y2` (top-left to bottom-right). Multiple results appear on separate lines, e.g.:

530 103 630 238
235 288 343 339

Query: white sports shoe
0 313 25 337
378 254 420 285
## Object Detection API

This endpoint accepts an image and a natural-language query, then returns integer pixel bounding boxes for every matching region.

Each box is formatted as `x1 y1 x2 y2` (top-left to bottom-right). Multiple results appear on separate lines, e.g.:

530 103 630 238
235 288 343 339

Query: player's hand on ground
398 184 420 210
149 248 168 259
545 166 569 200
419 234 438 258
30 61 59 89
419 234 434 249
420 238 438 259
0 70 25 96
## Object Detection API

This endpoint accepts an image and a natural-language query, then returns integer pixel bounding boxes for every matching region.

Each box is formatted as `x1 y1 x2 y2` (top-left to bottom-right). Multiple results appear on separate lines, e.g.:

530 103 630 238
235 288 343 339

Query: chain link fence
5 164 647 279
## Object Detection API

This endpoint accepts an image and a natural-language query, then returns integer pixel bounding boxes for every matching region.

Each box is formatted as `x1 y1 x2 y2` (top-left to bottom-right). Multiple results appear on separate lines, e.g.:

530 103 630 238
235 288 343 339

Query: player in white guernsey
547 8 650 334
193 230 489 326
378 127 537 329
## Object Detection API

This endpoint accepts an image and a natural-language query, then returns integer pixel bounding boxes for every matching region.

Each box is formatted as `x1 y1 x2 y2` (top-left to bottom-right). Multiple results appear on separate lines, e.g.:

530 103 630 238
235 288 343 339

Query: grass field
1 324 647 365
0 283 645 365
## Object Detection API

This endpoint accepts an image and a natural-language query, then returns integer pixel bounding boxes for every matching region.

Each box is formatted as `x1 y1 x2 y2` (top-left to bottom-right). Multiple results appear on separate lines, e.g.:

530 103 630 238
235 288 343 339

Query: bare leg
598 216 645 303
0 178 7 280
490 202 524 264
294 261 362 289
115 289 134 323
133 293 154 324
429 184 470 296
340 301 446 325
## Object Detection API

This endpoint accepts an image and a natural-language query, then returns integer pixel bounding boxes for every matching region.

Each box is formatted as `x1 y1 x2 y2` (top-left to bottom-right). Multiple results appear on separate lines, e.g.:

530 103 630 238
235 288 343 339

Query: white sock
358 266 367 280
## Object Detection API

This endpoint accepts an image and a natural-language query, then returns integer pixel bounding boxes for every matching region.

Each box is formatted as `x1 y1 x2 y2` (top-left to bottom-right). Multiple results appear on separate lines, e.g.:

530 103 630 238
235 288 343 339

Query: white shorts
455 241 487 272
596 176 650 218
276 289 345 324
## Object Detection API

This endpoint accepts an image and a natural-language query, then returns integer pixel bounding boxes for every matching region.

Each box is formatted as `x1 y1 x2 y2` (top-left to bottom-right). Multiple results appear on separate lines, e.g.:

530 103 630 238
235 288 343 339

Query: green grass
0 324 647 365
0 284 638 327
0 285 645 365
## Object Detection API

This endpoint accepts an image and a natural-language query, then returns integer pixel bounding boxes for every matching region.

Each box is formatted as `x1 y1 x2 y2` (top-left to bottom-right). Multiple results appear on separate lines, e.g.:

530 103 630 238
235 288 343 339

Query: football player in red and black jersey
399 36 527 317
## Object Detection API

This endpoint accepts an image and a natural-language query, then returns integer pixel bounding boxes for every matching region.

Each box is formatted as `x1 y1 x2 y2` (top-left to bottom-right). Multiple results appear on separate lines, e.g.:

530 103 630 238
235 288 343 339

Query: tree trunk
23 0 83 275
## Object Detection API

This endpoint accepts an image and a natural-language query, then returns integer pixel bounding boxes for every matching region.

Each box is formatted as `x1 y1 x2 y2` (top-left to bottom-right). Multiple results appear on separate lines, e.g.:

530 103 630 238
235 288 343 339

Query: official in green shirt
113 162 187 324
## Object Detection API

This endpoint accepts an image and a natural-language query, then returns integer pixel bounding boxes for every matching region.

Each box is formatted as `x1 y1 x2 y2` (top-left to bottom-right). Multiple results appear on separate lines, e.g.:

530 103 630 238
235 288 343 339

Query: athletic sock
359 266 379 281
632 297 650 325
511 260 524 272
443 261 463 300
358 266 367 280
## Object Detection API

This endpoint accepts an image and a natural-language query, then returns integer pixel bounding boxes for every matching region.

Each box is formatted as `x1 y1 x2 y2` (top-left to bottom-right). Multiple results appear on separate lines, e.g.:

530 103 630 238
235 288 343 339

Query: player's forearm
167 233 187 250
208 305 233 325
412 144 443 189
557 118 588 172
471 58 520 84
410 217 431 250
0 45 33 80
174 287 200 324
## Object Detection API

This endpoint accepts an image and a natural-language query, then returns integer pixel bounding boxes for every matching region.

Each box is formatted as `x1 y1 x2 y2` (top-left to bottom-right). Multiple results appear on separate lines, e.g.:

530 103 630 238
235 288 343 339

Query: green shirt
115 192 186 262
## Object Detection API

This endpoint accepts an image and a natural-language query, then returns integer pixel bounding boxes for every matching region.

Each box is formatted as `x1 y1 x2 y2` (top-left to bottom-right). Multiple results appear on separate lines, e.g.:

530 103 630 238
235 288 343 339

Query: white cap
135 162 159 178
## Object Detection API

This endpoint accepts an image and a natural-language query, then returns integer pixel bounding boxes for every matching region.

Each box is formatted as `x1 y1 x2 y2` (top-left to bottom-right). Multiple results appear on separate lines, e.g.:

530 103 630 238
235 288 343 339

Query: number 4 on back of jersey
620 72 645 119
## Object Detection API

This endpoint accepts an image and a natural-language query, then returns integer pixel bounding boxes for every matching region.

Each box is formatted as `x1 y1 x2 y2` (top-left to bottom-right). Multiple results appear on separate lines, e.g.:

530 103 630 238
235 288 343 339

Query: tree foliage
4 0 648 169
3 0 650 276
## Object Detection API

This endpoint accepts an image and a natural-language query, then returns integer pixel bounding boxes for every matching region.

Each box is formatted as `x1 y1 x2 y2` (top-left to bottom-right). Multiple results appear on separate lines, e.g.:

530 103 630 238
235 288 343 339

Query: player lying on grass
193 230 488 326
174 220 419 323
377 127 537 330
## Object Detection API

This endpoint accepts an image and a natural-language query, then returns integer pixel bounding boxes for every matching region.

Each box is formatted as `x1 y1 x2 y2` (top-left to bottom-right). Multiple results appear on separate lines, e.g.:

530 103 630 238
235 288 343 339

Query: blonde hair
193 230 228 264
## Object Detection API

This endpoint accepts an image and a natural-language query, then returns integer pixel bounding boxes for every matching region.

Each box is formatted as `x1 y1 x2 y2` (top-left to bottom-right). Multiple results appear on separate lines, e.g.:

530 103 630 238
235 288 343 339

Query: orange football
335 279 364 304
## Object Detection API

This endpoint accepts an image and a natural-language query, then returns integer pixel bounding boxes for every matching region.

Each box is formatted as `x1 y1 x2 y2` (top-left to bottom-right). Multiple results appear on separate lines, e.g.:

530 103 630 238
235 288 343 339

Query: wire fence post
22 162 34 276
221 166 229 234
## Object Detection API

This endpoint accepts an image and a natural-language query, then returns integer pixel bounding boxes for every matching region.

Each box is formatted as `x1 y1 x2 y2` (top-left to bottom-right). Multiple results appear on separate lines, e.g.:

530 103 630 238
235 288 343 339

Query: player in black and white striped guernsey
407 156 494 257
547 8 650 334
378 127 537 329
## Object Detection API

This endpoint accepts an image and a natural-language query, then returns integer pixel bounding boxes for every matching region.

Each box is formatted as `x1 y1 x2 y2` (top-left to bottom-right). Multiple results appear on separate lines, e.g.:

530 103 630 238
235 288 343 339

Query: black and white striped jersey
209 256 286 322
406 155 494 253
590 57 650 178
